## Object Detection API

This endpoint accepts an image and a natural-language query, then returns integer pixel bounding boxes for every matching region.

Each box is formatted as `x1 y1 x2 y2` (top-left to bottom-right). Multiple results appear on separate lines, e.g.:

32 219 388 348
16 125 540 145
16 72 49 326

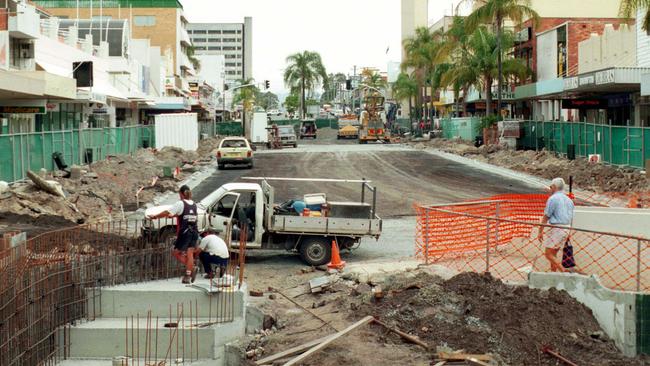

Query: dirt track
193 146 538 218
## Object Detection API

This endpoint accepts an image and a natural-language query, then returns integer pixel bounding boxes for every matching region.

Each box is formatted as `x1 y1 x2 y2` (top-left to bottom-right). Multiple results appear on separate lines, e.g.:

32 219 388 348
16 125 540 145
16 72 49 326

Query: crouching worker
147 185 199 284
196 231 230 280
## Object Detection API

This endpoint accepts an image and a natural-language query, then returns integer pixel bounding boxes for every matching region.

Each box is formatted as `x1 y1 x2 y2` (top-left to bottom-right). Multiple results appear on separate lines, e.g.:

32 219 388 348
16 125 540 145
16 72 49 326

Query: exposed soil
0 137 222 236
242 268 648 366
416 138 650 203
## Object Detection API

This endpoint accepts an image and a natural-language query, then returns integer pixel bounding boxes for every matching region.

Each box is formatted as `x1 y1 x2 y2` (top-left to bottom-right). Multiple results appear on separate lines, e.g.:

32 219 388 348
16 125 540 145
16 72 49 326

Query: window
236 63 242 66
223 30 236 34
223 38 236 42
208 46 220 50
195 46 206 50
227 70 237 75
208 38 220 42
236 30 242 34
193 38 207 43
225 62 236 67
133 15 156 26
223 46 236 50
237 47 242 50
208 30 221 34
236 38 242 42
193 30 207 34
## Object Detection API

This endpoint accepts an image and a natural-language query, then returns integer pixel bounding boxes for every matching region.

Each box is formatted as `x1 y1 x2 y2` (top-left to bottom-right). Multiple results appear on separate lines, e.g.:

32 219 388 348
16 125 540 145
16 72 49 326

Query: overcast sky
183 0 470 95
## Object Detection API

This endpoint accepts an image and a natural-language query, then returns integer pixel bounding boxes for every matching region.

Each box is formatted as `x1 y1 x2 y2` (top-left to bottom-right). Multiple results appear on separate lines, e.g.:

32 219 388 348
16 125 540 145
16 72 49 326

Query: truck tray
271 215 381 236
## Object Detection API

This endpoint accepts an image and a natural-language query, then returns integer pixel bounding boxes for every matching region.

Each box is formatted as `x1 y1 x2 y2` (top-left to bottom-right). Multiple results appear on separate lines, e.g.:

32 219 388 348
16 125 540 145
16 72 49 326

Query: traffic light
264 80 270 90
346 79 352 90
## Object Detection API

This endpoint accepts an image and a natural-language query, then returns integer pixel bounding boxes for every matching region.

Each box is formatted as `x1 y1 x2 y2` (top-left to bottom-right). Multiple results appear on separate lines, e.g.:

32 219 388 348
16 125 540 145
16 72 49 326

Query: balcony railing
32 0 182 9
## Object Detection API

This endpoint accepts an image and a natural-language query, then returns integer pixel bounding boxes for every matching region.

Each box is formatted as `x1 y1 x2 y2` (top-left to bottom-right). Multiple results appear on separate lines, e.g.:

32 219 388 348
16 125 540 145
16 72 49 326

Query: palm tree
232 78 257 137
283 51 328 118
620 0 650 31
435 16 478 116
446 26 528 116
402 27 444 121
361 69 388 91
465 0 539 116
391 72 418 121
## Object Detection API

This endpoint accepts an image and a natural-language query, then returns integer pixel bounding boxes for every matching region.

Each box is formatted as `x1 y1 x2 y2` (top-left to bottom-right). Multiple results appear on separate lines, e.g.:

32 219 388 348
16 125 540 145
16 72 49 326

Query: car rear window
222 140 247 148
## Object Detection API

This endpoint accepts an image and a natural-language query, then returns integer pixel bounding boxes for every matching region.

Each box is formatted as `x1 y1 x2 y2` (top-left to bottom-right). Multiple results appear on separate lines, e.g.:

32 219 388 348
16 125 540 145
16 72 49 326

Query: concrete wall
574 207 650 239
637 8 650 67
528 272 638 356
529 0 620 18
579 24 636 74
400 0 428 60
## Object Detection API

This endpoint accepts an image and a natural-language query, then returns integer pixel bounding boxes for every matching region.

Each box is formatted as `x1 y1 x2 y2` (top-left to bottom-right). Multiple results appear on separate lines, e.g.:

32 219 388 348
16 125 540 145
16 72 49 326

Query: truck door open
207 192 240 245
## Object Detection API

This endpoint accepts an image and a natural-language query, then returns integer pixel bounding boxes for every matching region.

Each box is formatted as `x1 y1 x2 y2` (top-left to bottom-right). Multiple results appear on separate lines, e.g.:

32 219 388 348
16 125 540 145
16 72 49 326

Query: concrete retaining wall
574 207 650 239
528 272 648 356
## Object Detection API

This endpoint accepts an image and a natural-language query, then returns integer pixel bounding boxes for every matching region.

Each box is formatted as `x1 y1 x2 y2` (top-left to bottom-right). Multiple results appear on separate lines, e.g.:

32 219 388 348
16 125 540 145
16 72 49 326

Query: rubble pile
0 138 221 232
245 270 647 365
420 138 649 194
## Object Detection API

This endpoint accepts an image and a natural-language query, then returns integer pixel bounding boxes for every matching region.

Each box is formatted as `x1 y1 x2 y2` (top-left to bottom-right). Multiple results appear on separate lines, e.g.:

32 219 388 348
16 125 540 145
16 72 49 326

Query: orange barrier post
327 240 346 270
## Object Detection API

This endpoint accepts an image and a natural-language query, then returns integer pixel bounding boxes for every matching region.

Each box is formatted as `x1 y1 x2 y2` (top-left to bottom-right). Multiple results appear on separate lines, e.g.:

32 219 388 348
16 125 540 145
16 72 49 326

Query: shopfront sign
561 99 608 109
0 106 46 114
564 68 616 91
46 103 59 112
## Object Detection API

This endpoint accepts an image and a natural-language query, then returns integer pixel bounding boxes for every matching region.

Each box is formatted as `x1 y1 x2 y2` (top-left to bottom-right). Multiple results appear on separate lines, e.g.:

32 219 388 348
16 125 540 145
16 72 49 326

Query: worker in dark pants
196 232 229 279
148 185 199 284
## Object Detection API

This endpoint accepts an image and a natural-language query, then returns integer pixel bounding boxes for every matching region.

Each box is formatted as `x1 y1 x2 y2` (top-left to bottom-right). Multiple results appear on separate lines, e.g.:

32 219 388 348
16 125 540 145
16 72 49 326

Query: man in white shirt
196 232 230 279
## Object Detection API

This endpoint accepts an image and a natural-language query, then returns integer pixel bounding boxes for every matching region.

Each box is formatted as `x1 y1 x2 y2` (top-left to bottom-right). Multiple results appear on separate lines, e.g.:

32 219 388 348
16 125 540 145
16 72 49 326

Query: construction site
2 125 650 366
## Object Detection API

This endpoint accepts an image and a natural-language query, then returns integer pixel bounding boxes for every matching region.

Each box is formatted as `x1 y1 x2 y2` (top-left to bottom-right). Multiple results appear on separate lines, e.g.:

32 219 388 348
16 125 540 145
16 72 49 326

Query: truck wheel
157 227 177 247
299 237 332 266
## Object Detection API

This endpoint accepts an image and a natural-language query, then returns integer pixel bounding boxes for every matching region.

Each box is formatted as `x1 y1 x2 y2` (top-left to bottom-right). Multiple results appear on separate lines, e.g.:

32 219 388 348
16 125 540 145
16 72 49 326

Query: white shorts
543 226 570 249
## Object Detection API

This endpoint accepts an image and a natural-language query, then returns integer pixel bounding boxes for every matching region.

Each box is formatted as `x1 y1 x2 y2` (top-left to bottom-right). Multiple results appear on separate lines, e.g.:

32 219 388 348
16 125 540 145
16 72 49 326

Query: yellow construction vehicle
358 93 390 144
337 114 359 139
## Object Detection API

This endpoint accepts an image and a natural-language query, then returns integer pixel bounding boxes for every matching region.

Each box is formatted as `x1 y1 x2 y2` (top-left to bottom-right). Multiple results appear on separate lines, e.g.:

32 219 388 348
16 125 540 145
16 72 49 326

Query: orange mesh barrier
415 194 650 292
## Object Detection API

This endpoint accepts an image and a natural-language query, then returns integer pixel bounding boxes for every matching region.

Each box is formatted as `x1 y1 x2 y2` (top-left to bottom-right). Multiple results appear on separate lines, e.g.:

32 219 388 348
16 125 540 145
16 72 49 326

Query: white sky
182 0 469 95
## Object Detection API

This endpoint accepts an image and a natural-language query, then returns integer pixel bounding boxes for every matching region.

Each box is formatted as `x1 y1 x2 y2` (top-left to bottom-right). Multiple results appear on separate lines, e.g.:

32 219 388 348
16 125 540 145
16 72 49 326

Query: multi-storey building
31 0 195 97
187 17 252 86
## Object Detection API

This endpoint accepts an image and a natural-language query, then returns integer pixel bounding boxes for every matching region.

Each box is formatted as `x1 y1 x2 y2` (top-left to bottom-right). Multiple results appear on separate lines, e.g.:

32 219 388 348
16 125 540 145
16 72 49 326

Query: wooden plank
254 334 333 365
438 352 492 361
467 358 491 366
282 316 374 366
372 319 429 350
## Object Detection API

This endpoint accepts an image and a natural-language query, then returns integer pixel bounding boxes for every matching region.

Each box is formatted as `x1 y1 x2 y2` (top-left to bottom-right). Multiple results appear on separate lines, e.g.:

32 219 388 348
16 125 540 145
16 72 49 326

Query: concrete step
89 278 245 319
59 317 245 360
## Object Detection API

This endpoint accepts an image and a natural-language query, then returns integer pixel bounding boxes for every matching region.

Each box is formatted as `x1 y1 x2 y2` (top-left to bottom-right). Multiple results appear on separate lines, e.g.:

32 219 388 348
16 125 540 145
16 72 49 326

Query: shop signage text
564 68 616 90
0 106 46 114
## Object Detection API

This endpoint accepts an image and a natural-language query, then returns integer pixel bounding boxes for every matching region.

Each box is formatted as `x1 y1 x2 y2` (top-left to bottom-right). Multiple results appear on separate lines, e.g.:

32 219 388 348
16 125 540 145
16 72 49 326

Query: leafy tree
283 51 328 118
231 78 258 113
361 69 387 91
283 93 300 115
464 0 539 115
256 91 280 111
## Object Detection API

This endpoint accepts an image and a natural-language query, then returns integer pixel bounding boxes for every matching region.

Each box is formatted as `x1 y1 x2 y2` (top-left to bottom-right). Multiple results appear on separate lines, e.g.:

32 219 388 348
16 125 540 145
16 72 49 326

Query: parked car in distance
300 119 317 139
277 125 298 147
216 137 254 170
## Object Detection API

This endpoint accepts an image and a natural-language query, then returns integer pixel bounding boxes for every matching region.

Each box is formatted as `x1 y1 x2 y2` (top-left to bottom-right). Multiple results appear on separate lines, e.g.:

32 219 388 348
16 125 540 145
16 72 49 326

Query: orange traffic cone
327 240 346 270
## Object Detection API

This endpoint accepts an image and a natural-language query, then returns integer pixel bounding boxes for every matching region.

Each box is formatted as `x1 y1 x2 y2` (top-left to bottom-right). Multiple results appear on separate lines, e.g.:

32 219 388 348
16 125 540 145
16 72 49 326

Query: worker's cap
179 185 191 194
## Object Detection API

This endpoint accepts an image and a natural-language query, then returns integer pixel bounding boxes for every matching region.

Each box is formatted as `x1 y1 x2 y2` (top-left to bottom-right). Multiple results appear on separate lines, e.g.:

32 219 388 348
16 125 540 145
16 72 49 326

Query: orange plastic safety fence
415 194 650 292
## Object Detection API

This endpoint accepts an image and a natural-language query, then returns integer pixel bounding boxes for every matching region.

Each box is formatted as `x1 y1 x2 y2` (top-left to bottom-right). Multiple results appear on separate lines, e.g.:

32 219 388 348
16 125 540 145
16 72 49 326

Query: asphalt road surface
192 134 537 265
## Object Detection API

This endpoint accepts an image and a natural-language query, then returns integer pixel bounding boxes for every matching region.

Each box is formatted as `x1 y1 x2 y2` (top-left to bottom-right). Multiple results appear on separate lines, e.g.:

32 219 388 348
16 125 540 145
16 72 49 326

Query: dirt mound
417 138 649 198
356 271 647 366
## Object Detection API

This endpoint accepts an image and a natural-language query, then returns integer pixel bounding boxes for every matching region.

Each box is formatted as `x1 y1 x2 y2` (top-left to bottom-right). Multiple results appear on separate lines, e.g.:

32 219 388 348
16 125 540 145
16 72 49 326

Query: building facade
187 17 252 86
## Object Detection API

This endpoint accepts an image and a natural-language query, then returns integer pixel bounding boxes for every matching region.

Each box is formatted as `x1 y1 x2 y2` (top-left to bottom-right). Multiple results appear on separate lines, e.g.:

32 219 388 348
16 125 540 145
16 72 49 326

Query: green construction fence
518 121 650 168
0 125 155 183
440 117 482 141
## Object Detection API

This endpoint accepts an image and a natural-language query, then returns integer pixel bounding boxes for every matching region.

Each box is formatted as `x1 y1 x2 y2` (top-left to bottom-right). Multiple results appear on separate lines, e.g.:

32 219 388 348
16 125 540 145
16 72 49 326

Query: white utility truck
143 178 382 265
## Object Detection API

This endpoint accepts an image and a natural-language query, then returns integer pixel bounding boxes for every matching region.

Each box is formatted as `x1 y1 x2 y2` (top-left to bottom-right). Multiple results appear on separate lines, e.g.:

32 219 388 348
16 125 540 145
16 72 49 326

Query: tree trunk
462 86 469 116
485 76 494 117
408 96 413 122
301 78 305 119
496 15 503 119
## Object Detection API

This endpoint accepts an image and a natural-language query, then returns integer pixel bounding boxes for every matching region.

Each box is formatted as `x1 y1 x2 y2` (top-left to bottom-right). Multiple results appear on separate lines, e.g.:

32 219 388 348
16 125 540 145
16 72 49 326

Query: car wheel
248 162 254 169
218 163 224 170
299 237 332 266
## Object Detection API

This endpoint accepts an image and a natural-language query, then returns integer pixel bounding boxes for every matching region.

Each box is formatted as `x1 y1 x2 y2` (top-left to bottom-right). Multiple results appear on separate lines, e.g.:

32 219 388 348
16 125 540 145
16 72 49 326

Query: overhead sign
564 68 617 90
0 106 46 114
562 99 608 109
515 27 531 43
46 102 59 112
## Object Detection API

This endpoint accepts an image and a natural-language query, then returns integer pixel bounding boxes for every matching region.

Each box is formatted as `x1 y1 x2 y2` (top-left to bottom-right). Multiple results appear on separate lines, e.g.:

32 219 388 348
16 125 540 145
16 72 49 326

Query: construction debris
0 137 221 235
309 276 331 293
